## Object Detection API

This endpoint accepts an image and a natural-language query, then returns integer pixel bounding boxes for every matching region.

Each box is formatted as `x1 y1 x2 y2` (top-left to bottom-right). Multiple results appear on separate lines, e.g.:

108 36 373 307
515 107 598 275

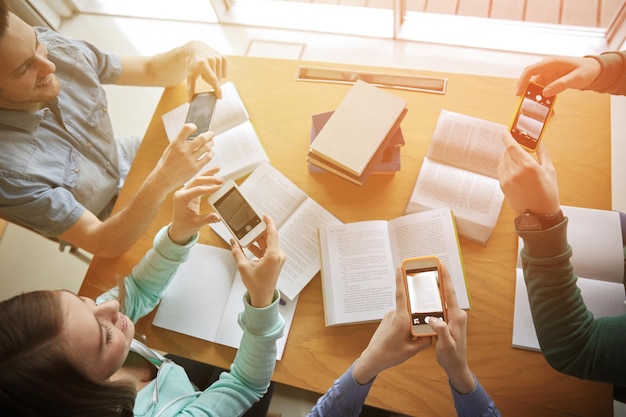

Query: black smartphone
184 91 218 141
509 81 556 152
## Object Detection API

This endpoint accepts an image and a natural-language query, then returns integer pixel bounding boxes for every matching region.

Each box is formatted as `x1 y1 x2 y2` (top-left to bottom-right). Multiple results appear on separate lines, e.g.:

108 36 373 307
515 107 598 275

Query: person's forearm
115 43 194 87
307 362 374 417
585 51 626 95
450 376 501 417
96 226 197 320
519 220 626 385
99 171 173 255
61 174 171 257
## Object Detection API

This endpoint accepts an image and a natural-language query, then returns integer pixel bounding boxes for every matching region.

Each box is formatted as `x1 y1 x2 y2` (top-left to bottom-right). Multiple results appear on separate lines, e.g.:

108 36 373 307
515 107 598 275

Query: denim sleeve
306 362 374 417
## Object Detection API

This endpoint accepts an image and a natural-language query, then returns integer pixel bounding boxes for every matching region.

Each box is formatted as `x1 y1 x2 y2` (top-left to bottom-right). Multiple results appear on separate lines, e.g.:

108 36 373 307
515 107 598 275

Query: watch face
515 212 543 231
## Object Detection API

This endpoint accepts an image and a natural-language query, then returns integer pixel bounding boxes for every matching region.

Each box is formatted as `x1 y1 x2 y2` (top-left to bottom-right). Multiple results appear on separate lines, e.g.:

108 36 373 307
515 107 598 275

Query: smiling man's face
0 13 60 111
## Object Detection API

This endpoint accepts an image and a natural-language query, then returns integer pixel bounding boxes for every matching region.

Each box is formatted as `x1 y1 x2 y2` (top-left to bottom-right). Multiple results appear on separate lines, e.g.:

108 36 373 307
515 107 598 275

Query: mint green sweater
97 226 285 416
518 219 626 385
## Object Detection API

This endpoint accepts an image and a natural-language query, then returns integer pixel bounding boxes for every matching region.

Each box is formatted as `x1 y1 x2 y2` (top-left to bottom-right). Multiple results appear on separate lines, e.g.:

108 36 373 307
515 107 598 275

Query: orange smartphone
509 81 556 152
402 256 447 339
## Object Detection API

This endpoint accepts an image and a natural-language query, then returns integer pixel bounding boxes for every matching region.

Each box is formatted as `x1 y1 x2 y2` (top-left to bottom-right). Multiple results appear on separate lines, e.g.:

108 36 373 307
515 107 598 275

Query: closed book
308 110 403 174
308 107 406 186
308 80 407 177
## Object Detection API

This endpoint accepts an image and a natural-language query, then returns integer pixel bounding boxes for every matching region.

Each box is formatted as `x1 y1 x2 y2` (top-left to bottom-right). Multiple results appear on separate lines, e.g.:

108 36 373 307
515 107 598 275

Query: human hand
150 125 215 194
230 215 286 308
497 130 561 216
516 55 601 97
183 41 227 100
427 264 475 394
167 168 223 244
353 267 432 384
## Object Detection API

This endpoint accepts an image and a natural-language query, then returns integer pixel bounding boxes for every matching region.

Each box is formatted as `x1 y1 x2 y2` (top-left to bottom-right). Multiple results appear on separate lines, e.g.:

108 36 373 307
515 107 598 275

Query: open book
152 243 298 360
210 162 342 300
318 208 469 326
161 81 269 181
513 206 626 351
405 110 506 245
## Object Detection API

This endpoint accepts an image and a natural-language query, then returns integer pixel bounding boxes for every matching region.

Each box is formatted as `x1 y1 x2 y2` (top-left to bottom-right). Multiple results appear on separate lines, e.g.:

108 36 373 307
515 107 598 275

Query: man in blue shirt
0 3 226 257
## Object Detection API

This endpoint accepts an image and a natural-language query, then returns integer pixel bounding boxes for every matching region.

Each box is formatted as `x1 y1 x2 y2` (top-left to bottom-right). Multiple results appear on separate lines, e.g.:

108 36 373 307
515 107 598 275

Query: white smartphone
185 91 218 141
208 180 266 247
402 256 447 339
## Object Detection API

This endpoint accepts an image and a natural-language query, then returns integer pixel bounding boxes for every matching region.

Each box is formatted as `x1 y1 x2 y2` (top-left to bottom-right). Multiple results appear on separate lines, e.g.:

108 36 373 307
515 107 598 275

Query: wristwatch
515 209 564 231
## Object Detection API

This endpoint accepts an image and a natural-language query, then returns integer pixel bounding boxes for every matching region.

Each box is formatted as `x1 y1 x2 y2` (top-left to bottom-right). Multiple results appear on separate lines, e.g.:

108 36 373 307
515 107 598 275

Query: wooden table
79 55 613 417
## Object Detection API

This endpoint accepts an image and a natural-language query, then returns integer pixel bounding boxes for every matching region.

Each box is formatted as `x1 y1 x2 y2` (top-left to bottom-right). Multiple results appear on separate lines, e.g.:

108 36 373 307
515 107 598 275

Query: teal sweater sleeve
518 218 626 385
95 226 198 322
96 225 285 416
180 290 285 416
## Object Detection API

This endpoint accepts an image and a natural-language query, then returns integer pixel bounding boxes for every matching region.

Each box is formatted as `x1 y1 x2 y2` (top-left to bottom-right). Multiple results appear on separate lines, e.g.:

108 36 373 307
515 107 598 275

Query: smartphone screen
510 82 555 151
185 92 218 140
406 266 444 328
212 187 263 241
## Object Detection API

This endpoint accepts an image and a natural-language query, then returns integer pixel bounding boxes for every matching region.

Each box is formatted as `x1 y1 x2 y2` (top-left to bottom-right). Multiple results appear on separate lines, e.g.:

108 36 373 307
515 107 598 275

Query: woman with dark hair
0 172 286 416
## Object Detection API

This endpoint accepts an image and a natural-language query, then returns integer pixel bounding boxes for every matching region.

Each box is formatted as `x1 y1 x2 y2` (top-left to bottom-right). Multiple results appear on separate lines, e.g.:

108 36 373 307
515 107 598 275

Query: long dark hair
0 291 136 416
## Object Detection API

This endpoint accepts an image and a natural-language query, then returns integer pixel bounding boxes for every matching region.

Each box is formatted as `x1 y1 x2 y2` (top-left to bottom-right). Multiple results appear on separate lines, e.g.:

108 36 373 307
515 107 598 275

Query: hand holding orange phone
509 81 556 152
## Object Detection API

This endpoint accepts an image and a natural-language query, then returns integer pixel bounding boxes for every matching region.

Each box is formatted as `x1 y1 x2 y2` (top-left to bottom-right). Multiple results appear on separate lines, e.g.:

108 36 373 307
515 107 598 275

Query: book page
513 270 626 351
161 82 268 181
387 209 470 309
277 198 342 300
562 206 624 282
238 163 308 227
210 82 250 135
210 162 308 242
197 121 268 181
152 244 297 360
214 271 298 360
428 110 505 179
210 162 341 300
319 221 397 326
161 81 248 140
152 244 238 342
406 157 503 245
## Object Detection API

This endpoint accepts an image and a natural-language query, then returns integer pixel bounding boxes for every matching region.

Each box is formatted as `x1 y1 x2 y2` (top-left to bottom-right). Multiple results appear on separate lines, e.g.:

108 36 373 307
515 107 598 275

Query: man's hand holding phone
185 91 218 141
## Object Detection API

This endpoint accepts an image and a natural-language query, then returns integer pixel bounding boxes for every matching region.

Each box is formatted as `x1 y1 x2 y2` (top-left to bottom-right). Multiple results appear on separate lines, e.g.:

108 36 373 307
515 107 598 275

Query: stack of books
307 80 408 186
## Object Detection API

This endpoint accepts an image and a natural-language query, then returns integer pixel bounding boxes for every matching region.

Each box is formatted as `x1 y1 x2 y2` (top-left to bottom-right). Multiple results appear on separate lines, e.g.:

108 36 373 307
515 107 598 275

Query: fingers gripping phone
208 181 266 247
402 256 447 339
509 81 556 152
185 91 218 141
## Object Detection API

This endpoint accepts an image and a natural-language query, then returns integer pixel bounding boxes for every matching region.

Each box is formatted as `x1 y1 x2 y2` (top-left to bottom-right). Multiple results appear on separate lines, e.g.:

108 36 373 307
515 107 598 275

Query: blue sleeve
450 376 501 417
36 26 122 84
306 362 374 417
96 225 197 321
